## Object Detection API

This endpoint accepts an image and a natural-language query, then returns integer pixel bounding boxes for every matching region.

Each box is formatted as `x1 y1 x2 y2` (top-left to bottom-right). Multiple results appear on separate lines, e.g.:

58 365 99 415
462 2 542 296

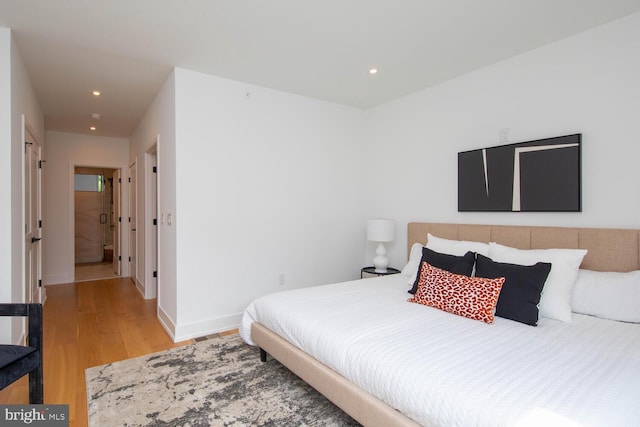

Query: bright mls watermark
0 405 68 426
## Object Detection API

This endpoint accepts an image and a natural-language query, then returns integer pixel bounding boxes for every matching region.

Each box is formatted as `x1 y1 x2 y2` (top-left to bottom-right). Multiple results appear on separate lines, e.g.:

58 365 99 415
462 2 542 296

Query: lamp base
372 242 389 273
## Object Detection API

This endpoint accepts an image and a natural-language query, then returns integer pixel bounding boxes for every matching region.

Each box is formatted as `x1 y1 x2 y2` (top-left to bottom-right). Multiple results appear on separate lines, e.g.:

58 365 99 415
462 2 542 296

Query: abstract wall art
458 134 581 212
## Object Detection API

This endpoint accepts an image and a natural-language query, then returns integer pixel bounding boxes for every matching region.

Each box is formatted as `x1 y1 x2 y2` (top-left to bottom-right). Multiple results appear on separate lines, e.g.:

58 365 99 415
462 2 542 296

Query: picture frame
458 134 581 212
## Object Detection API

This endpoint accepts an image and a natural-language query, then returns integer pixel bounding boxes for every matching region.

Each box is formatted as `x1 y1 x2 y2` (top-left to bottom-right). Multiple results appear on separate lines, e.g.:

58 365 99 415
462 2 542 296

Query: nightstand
361 266 400 279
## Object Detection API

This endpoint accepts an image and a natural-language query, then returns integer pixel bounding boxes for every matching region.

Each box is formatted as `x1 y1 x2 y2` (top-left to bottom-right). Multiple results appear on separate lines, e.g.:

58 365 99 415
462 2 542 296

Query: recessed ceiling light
90 126 96 131
92 90 101 96
91 113 102 120
369 68 378 75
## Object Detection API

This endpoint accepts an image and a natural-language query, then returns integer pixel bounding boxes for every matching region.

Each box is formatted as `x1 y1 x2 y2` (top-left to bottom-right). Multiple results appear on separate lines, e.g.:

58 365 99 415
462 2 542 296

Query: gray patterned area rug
86 334 360 426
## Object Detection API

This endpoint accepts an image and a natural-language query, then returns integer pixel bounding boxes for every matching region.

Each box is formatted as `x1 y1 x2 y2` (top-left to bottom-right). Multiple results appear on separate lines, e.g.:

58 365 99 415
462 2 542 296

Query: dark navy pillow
408 247 476 294
475 254 551 326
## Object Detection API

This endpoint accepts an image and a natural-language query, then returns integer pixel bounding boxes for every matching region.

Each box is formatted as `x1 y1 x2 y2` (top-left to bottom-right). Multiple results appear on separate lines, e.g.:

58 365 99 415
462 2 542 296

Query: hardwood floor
0 277 205 427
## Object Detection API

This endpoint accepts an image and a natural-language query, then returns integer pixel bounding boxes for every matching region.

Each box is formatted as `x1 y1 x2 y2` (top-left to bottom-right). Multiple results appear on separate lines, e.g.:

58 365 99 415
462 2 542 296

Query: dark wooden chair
0 303 43 403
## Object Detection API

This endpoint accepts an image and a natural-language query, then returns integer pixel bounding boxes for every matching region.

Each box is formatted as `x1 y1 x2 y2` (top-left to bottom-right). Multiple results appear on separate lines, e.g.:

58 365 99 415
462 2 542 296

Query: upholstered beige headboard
408 223 640 272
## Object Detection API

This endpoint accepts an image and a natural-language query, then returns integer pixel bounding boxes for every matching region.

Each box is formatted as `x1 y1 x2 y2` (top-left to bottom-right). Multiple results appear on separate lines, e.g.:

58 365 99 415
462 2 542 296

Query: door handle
31 237 42 243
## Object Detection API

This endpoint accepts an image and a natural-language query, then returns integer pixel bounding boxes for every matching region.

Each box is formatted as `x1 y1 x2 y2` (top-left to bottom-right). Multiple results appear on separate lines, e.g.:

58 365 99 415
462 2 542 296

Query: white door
24 125 43 304
113 169 121 275
129 163 137 282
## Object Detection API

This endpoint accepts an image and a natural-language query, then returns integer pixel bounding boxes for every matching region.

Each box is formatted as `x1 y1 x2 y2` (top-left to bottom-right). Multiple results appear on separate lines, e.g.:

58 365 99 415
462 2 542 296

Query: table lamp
367 219 396 273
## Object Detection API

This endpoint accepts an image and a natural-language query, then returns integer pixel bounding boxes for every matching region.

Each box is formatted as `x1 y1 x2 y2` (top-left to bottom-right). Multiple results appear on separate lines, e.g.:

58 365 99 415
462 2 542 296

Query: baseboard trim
76 256 103 264
173 313 243 342
157 306 177 341
44 274 72 285
133 277 144 298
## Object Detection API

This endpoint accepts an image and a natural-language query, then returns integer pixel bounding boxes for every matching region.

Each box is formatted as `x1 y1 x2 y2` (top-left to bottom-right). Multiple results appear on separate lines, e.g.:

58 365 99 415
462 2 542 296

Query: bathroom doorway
74 167 120 281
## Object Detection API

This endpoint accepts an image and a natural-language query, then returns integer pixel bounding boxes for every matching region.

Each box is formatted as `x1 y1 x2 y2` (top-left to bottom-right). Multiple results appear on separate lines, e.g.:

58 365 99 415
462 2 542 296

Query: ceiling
1 1 639 138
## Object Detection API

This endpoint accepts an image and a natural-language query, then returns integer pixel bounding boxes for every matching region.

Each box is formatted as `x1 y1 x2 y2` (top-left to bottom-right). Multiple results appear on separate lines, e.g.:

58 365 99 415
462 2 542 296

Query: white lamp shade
367 219 396 242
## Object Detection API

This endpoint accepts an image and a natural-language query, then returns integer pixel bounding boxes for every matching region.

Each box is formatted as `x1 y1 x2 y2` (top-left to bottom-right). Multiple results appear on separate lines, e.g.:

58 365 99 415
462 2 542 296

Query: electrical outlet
278 273 286 286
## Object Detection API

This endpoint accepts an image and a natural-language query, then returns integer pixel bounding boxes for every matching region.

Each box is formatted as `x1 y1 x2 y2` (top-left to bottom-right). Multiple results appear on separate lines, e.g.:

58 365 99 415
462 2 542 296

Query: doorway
74 167 121 282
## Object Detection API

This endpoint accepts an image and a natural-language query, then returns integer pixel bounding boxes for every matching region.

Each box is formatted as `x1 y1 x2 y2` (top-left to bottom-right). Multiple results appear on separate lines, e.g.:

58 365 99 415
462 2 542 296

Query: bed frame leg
259 347 267 362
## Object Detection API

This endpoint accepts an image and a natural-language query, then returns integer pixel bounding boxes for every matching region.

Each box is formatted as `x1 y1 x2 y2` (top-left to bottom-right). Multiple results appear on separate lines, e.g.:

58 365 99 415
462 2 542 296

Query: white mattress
240 275 640 427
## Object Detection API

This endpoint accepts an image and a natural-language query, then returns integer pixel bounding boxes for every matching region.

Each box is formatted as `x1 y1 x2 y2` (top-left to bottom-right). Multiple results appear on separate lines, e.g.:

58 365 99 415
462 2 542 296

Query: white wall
365 13 640 269
11 32 45 292
0 29 45 343
0 28 12 342
43 131 130 285
0 29 10 296
171 68 366 340
129 71 176 327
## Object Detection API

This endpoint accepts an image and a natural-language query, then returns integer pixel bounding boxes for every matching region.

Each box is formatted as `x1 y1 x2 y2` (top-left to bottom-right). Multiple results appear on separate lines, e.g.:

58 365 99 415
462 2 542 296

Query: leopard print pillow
409 261 505 324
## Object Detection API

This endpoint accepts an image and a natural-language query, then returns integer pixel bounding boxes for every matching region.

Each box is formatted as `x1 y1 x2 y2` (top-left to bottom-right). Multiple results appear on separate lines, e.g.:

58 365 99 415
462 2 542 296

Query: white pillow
426 233 490 257
401 243 424 285
571 269 640 323
488 242 587 322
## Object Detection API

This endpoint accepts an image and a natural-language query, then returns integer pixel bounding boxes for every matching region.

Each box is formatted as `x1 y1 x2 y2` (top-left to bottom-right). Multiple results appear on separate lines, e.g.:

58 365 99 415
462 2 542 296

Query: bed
239 223 640 426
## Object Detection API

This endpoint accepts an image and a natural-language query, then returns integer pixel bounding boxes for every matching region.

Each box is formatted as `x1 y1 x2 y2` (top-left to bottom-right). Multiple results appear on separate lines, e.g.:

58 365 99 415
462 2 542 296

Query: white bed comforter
240 275 640 427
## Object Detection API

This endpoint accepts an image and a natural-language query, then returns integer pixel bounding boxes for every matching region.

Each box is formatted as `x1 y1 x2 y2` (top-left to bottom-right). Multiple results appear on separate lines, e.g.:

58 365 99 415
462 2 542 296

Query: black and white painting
458 134 581 212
